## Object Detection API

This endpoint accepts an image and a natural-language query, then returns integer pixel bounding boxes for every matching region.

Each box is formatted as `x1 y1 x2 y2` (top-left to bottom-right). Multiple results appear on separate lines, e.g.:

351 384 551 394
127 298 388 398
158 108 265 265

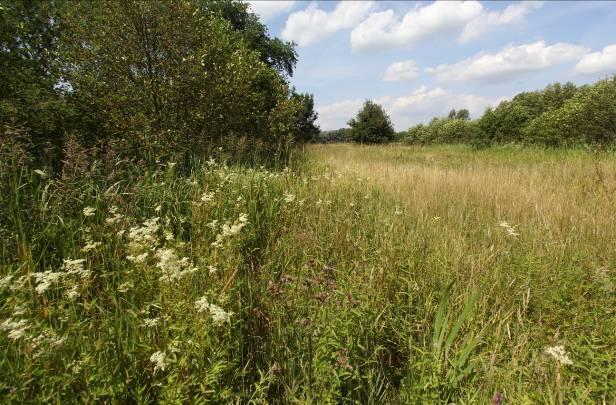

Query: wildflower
154 204 162 212
106 207 124 224
206 219 218 229
142 318 160 328
61 258 89 278
545 345 573 365
32 271 64 294
66 286 80 300
194 296 233 325
127 217 160 251
150 350 166 371
200 192 214 202
206 157 216 166
127 252 149 263
207 265 218 275
1 318 29 340
0 274 13 289
164 230 174 241
81 239 102 253
82 207 96 217
499 221 519 237
283 193 295 203
117 281 133 293
155 248 197 283
34 169 47 178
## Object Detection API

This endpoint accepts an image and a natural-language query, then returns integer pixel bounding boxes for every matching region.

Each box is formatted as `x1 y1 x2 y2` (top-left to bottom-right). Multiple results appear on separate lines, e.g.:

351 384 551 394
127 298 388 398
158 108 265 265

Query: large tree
348 101 395 144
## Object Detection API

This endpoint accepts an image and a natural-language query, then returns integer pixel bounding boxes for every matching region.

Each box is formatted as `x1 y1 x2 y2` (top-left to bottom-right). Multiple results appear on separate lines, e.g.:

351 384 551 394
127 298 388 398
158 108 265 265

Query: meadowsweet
150 350 166 371
155 248 198 283
106 207 124 224
81 239 102 252
33 271 64 294
61 258 89 278
127 252 149 263
83 207 96 217
545 345 573 365
208 265 218 274
194 296 233 325
499 221 519 237
127 217 160 251
1 318 29 340
0 274 13 289
66 286 80 300
117 281 133 293
142 318 160 328
201 191 215 202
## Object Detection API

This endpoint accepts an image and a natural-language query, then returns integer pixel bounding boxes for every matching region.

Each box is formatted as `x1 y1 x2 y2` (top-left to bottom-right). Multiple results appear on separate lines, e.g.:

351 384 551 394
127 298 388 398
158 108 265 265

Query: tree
455 109 470 120
348 101 394 144
197 0 297 77
291 91 319 142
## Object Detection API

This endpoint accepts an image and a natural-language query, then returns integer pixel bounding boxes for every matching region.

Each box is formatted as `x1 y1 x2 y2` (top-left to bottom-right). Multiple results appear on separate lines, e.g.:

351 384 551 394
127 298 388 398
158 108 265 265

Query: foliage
317 128 352 143
291 91 320 143
348 101 395 144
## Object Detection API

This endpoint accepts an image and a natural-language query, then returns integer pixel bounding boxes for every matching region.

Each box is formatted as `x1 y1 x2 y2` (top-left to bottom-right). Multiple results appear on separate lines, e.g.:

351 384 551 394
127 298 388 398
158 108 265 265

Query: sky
246 1 616 131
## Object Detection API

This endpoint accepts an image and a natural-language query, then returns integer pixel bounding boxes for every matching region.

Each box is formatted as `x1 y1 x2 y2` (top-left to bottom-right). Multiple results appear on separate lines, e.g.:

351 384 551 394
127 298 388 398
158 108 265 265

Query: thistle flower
82 207 96 217
545 345 573 365
150 350 166 371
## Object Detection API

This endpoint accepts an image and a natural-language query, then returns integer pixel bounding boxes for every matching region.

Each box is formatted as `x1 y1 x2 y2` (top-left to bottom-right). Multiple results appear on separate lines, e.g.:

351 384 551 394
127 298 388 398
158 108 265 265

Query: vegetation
1 139 614 402
404 77 616 147
1 0 615 403
0 0 319 163
348 101 395 144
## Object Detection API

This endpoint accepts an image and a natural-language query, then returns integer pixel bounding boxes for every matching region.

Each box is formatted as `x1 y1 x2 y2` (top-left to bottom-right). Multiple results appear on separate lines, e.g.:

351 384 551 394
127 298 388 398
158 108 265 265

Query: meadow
1 141 615 403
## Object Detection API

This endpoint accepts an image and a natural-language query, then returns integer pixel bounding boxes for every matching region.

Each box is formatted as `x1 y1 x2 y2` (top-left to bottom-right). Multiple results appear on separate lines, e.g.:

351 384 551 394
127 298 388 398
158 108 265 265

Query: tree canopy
348 101 395 144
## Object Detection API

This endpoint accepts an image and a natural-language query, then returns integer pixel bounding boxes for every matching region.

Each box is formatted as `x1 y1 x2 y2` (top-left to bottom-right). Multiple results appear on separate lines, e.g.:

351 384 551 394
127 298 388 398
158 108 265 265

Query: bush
348 101 395 144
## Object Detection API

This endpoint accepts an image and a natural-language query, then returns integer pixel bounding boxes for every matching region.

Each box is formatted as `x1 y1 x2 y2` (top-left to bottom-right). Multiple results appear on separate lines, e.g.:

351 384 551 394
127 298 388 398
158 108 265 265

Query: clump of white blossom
31 258 90 295
1 318 29 340
82 207 96 217
195 296 234 325
545 345 573 365
211 213 249 248
499 221 519 237
150 350 166 371
155 248 198 283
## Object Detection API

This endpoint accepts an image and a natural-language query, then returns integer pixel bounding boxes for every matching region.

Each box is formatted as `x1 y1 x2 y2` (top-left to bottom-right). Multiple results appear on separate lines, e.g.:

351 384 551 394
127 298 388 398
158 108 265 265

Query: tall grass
1 140 614 403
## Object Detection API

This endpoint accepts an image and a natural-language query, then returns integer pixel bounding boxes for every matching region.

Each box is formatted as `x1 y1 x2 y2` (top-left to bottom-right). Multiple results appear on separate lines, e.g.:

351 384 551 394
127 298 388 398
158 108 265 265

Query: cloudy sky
247 1 616 130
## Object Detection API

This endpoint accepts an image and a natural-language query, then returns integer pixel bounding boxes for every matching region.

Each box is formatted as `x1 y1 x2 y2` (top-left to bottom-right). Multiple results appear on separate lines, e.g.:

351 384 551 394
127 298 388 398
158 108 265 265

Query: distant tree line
0 0 319 164
318 76 615 147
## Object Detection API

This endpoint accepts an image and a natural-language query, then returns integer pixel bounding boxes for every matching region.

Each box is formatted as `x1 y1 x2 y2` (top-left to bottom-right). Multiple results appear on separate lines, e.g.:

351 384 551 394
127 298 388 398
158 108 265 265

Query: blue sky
246 1 616 130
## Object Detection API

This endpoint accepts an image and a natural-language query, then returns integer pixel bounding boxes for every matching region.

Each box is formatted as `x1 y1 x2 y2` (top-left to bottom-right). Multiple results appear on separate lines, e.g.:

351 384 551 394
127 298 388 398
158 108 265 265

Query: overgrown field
1 142 615 403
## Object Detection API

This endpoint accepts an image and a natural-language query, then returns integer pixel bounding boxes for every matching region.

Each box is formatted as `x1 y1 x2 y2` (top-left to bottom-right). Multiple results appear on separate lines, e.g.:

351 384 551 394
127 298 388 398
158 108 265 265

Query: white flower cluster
499 221 519 237
105 206 124 225
155 248 198 283
211 213 249 248
81 239 102 253
194 296 234 325
1 318 29 340
545 345 573 365
150 350 166 371
128 217 160 249
82 207 96 217
32 258 89 295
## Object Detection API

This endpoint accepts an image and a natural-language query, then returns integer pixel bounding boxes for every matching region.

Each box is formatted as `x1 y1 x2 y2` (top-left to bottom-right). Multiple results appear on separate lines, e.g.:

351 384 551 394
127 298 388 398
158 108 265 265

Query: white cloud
351 1 483 52
459 1 543 43
317 99 364 130
351 1 542 52
428 41 590 83
246 1 296 22
383 60 419 82
575 44 616 74
282 1 375 47
317 87 502 130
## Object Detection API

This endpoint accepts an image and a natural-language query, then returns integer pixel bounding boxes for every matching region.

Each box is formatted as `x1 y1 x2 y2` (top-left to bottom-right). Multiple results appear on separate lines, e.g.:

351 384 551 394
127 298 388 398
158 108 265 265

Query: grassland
1 142 615 403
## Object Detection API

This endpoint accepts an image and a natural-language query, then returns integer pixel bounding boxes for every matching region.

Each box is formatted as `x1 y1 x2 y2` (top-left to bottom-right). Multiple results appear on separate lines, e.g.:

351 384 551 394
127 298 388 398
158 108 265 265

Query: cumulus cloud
351 1 482 52
282 1 375 47
459 1 543 43
246 1 296 22
427 41 590 83
383 60 419 82
575 44 616 74
351 1 543 52
317 87 502 130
